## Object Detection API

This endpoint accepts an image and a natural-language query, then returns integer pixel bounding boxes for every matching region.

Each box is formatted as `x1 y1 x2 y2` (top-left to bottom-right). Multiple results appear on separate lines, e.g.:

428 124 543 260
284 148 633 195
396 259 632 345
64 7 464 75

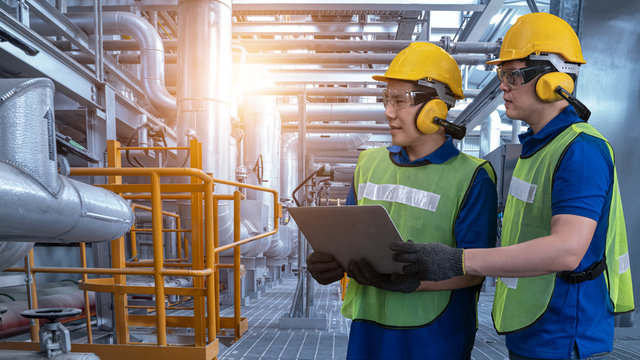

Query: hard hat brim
372 75 389 82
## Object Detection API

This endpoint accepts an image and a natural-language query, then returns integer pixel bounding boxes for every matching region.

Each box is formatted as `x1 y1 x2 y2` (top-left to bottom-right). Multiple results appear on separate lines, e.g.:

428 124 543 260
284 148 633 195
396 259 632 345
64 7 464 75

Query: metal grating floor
218 277 640 360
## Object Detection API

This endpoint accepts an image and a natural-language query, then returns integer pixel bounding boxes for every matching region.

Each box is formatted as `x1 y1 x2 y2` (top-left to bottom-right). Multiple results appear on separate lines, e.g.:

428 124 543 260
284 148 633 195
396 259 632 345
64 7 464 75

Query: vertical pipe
80 242 93 343
177 0 233 183
204 180 216 342
233 191 242 340
93 0 104 82
151 173 167 345
296 93 307 315
176 217 183 261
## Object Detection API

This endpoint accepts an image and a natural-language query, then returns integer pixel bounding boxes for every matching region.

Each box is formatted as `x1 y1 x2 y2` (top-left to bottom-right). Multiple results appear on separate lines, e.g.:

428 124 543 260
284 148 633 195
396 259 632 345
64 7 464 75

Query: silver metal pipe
86 52 489 66
244 53 490 65
243 95 282 257
236 39 501 54
60 38 500 56
283 124 390 134
279 103 465 124
67 12 177 117
280 103 386 123
58 38 500 56
176 0 236 253
251 87 480 98
0 78 133 270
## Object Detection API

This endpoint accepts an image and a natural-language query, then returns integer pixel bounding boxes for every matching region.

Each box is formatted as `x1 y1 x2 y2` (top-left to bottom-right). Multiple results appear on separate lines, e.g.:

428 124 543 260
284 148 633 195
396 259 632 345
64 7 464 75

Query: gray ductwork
32 12 177 118
0 78 134 270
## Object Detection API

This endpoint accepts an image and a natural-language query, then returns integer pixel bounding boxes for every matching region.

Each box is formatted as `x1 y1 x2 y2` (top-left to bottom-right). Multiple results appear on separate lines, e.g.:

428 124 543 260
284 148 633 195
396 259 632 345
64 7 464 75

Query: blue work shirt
506 105 616 359
345 137 498 360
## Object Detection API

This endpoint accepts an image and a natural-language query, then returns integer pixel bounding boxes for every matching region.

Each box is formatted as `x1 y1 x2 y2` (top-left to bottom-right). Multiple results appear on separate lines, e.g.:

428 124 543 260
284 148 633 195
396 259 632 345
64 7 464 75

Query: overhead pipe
74 52 490 66
279 103 465 124
249 87 480 98
54 38 500 55
279 103 386 123
32 13 177 119
0 78 133 270
237 39 501 54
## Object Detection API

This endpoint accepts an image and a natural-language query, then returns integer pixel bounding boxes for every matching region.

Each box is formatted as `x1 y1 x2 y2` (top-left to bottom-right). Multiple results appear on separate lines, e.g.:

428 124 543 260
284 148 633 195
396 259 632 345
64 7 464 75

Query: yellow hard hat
487 12 586 65
373 42 464 99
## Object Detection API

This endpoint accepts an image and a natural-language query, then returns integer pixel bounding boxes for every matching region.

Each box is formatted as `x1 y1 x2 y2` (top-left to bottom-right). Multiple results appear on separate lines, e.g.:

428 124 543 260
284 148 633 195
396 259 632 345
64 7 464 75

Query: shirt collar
387 136 460 165
519 105 582 156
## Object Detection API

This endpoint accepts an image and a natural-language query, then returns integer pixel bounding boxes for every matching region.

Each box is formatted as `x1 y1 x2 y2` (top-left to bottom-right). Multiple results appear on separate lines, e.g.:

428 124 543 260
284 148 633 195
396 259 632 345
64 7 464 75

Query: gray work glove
346 258 420 294
390 240 464 282
307 251 345 285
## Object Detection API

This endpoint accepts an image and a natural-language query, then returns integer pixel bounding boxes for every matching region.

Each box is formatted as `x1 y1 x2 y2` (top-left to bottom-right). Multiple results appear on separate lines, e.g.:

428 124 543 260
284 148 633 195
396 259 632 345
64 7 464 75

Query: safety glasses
496 65 552 87
382 89 437 110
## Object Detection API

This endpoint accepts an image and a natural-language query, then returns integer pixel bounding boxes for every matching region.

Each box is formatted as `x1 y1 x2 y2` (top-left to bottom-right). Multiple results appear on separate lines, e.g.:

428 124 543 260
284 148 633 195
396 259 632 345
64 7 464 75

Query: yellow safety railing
1 139 282 360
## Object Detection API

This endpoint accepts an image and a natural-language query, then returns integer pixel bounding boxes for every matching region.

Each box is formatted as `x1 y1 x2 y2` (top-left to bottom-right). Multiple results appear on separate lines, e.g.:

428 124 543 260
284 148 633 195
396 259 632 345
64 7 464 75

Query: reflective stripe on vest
341 146 495 327
492 122 634 334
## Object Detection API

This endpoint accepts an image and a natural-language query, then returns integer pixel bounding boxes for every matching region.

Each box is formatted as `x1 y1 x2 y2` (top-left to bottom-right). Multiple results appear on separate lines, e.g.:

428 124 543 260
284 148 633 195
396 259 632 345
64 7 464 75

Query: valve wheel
21 307 82 322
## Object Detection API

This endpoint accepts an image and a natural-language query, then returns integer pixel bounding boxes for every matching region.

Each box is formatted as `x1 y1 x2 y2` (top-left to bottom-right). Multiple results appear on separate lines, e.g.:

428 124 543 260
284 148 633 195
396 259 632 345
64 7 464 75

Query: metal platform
218 278 640 359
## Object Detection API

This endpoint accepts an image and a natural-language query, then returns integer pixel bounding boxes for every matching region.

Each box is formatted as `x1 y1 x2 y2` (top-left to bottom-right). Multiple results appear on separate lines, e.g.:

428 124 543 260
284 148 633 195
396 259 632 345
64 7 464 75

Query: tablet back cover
288 205 404 274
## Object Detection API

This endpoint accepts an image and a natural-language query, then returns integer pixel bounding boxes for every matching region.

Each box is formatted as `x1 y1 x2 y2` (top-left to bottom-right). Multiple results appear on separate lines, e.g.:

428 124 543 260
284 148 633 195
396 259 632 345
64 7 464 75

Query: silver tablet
288 205 405 274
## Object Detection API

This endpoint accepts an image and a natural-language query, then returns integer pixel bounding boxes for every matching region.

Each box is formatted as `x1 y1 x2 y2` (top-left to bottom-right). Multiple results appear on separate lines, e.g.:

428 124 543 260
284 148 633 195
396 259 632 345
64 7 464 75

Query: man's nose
384 104 396 119
498 79 511 92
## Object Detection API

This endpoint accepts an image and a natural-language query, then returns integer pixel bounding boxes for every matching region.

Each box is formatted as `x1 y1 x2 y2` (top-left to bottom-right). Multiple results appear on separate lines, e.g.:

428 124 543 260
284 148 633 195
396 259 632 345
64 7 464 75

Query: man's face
383 79 434 147
498 60 545 122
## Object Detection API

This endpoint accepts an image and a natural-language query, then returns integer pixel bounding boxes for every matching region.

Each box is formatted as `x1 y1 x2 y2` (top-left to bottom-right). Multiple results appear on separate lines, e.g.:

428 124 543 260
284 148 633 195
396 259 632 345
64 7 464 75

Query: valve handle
21 308 82 322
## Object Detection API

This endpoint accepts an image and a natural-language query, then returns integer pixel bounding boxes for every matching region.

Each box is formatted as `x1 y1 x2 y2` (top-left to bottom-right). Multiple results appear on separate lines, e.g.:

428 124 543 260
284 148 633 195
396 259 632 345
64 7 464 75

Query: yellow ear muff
536 72 575 102
416 99 449 135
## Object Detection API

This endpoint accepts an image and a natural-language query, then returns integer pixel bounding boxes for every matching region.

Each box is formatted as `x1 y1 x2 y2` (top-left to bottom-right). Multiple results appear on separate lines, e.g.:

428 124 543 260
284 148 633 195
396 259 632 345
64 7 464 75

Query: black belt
558 258 606 284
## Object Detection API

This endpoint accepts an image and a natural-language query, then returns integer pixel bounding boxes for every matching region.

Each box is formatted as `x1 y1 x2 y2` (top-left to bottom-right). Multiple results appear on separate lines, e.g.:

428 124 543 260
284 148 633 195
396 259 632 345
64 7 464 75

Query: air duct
0 78 134 270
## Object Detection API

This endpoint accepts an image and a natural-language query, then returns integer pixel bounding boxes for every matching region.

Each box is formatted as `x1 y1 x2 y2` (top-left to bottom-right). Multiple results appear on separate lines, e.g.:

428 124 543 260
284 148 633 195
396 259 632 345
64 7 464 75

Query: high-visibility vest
342 147 495 327
492 122 634 334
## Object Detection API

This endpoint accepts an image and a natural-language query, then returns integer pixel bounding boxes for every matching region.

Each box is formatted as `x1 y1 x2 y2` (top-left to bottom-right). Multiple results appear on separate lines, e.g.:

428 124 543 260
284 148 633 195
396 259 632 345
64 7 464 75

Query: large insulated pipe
176 0 237 252
243 96 281 257
0 78 134 270
55 13 177 118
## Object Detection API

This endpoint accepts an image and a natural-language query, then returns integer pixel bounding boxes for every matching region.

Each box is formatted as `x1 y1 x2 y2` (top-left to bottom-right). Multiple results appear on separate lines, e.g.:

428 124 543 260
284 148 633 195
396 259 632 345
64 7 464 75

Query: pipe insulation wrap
0 78 133 270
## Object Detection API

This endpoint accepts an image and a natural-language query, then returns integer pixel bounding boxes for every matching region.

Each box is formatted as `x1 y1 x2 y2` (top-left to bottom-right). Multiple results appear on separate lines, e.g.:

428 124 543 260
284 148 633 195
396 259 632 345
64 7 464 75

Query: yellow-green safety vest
492 122 634 334
342 146 495 327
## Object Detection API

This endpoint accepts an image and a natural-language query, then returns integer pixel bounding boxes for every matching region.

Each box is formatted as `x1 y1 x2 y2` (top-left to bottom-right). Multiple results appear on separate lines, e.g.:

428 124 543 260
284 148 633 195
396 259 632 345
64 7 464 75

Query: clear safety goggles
382 89 437 110
496 65 552 87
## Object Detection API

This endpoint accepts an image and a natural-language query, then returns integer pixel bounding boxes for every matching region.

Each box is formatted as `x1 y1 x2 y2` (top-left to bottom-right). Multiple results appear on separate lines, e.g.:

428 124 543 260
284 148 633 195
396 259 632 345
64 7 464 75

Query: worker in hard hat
391 13 634 360
307 42 498 359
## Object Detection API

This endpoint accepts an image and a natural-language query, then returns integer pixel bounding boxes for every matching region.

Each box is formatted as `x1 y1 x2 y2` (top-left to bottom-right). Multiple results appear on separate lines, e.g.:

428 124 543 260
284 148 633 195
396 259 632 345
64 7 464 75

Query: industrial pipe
0 79 134 270
249 87 479 98
54 39 501 55
73 52 490 66
37 13 177 118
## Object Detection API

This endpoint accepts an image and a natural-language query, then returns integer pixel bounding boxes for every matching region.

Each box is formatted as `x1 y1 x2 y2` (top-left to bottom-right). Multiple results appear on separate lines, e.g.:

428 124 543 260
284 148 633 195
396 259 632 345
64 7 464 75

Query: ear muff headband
536 72 575 102
415 99 449 135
